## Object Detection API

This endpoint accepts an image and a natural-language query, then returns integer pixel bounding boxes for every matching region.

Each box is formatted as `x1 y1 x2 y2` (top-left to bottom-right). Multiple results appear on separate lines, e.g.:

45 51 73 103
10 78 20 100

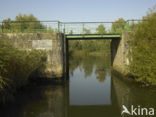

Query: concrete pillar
111 32 132 75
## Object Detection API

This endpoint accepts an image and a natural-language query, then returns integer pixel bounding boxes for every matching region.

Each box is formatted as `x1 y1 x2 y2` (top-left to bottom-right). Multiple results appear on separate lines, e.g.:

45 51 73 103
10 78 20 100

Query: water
0 54 156 117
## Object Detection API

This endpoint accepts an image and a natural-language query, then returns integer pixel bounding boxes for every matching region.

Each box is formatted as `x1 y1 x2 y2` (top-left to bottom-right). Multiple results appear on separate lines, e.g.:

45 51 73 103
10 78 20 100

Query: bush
129 7 156 85
0 39 47 103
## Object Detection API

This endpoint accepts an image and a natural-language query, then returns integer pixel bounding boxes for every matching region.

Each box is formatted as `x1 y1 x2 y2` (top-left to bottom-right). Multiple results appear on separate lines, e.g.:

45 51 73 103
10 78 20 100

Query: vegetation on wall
0 39 47 103
129 6 156 85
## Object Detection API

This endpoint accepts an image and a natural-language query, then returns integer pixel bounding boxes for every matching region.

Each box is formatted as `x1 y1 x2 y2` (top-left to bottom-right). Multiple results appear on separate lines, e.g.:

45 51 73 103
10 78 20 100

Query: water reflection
68 54 121 117
0 54 156 117
70 67 111 105
0 85 66 117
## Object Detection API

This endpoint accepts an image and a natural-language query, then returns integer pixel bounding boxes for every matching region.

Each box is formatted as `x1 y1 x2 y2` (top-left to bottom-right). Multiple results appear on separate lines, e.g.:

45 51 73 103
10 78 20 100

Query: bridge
0 20 140 78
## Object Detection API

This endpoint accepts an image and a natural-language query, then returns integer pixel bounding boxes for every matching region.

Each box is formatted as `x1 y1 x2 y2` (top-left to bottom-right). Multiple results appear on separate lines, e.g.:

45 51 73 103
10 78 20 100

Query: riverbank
112 69 156 88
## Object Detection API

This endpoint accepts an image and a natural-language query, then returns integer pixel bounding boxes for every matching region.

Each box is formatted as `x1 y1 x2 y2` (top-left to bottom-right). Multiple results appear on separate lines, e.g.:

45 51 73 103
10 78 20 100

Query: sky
0 0 156 22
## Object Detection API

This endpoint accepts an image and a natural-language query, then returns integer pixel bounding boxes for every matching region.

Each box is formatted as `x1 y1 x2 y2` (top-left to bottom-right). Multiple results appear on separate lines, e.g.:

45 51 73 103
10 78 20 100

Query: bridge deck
66 34 121 40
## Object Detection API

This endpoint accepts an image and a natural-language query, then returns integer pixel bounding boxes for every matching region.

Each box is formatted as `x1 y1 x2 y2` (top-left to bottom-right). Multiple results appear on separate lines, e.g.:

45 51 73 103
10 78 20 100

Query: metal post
125 20 130 31
63 24 66 34
58 21 60 32
2 22 3 33
82 23 85 34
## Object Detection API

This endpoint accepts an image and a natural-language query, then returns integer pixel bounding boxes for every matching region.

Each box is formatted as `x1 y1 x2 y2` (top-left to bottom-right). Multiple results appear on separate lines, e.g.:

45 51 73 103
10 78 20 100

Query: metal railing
0 20 143 34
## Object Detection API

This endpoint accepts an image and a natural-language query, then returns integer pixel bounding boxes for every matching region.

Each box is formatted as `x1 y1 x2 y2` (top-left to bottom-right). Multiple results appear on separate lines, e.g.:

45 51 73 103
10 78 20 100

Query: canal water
0 54 156 117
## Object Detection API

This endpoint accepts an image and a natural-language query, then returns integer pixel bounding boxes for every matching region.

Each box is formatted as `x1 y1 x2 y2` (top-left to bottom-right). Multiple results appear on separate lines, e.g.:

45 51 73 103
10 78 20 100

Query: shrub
0 39 47 103
129 7 156 85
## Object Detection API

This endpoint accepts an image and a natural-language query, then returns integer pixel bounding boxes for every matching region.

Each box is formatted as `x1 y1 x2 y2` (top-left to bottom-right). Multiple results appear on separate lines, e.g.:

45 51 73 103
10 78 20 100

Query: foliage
128 20 138 31
0 39 47 103
1 14 51 33
83 28 91 34
111 18 126 33
69 30 73 34
129 6 156 85
96 24 107 34
69 40 111 55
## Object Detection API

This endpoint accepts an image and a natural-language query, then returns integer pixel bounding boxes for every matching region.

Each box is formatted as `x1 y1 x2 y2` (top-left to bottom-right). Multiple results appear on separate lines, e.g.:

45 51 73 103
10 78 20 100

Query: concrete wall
0 33 64 78
111 32 132 75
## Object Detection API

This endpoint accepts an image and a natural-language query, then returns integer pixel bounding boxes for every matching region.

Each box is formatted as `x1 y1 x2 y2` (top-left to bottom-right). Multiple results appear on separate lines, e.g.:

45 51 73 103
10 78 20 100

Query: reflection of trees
69 55 94 77
22 86 64 117
95 68 111 83
95 70 107 82
82 57 94 78
69 54 111 82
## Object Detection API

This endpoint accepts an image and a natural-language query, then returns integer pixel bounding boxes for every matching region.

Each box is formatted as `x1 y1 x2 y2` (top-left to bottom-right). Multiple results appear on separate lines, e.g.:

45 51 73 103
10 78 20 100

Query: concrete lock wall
111 32 132 75
0 33 64 78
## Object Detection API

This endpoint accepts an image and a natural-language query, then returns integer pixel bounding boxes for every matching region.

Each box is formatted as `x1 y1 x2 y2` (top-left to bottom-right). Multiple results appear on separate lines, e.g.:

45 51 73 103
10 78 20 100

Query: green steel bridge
65 34 121 40
62 20 139 39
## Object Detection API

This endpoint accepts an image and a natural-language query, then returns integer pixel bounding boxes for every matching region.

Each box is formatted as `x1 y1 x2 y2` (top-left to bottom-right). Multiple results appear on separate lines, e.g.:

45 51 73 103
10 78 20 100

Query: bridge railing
62 22 113 34
0 20 143 34
0 21 60 33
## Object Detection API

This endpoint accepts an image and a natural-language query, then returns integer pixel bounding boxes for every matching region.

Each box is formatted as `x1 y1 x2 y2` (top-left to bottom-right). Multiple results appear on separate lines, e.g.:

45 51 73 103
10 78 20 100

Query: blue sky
0 0 156 22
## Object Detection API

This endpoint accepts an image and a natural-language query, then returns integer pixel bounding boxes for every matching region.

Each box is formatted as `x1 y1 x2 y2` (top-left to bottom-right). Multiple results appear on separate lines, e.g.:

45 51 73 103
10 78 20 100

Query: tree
14 14 42 31
96 24 106 34
83 28 91 34
2 18 12 30
111 18 126 33
69 30 73 34
2 14 45 32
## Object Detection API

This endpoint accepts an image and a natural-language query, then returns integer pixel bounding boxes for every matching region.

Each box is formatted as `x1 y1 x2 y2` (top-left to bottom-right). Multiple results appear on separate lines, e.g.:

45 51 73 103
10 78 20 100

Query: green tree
69 30 73 34
2 14 45 32
14 14 42 32
2 18 12 30
96 24 106 34
83 28 91 34
111 18 126 33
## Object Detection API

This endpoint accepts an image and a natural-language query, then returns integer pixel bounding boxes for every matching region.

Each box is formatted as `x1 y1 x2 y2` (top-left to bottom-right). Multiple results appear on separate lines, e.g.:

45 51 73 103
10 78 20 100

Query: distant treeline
69 40 111 56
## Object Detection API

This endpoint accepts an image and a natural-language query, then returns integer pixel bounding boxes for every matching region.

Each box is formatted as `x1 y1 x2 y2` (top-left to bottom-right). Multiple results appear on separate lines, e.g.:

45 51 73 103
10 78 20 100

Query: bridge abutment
111 32 132 75
0 33 65 79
